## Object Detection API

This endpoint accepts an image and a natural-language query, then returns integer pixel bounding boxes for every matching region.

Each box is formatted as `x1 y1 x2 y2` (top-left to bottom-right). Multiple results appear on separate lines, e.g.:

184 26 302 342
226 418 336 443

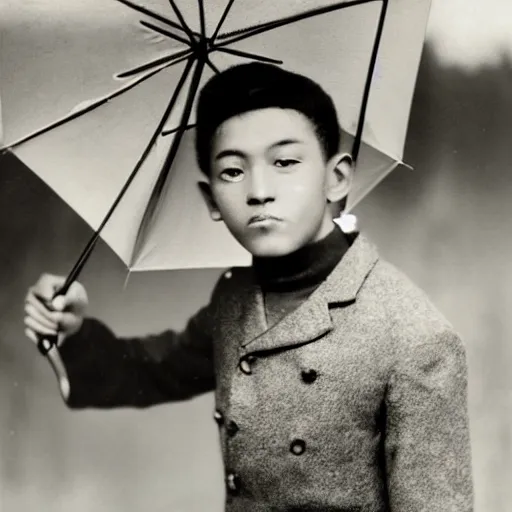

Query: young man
24 63 473 511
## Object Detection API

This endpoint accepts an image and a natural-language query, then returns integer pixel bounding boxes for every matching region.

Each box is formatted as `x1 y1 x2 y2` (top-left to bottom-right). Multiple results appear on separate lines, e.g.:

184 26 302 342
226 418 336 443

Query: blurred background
2 0 512 511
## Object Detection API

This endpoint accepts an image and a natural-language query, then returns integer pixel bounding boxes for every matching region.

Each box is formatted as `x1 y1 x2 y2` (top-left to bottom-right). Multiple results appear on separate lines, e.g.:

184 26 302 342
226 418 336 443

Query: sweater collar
252 223 351 293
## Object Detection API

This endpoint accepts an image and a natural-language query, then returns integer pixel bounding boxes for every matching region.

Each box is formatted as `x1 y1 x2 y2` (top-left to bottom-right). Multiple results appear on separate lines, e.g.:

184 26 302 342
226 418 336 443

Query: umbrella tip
123 270 132 291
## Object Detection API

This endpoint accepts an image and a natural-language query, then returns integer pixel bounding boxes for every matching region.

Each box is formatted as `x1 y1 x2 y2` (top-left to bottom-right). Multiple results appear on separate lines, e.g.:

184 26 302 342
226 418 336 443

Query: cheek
289 183 309 194
287 173 327 204
213 186 246 218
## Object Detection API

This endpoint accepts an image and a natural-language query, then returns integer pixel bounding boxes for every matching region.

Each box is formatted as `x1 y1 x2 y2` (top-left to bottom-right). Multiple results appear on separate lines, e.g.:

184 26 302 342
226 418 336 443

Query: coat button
224 270 232 279
301 369 318 384
226 473 241 495
213 409 224 426
239 355 256 375
290 439 306 456
226 420 239 437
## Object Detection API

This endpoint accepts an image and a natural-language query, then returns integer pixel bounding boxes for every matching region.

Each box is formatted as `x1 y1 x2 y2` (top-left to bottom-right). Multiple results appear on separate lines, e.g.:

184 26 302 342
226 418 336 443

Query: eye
219 168 244 182
275 159 300 168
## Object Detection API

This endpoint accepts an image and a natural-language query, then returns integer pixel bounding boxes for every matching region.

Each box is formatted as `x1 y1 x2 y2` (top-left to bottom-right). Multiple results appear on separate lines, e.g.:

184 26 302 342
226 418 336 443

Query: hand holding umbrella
24 274 88 398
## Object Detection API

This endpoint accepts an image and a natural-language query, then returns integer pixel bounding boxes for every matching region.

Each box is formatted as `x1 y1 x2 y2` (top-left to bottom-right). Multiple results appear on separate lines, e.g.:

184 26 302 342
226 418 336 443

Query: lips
248 214 282 226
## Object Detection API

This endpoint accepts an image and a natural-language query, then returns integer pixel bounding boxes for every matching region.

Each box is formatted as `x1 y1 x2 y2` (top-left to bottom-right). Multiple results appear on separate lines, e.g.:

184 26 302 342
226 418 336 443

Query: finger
29 288 56 309
25 327 38 345
24 303 59 331
68 281 87 304
36 274 66 300
26 291 60 320
53 282 87 312
24 316 58 337
58 311 80 332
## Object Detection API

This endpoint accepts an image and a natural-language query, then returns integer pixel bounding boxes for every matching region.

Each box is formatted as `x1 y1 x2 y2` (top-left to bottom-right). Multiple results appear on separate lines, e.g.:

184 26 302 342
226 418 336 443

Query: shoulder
361 254 461 347
214 266 253 290
359 257 468 380
208 265 253 304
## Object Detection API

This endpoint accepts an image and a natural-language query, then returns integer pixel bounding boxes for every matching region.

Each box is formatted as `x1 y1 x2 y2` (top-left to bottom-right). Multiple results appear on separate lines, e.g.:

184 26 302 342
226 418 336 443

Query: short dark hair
195 62 341 176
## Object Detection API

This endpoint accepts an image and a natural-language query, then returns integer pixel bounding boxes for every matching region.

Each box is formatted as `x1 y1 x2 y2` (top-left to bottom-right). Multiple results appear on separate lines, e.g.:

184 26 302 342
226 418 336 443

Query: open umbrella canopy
0 0 431 271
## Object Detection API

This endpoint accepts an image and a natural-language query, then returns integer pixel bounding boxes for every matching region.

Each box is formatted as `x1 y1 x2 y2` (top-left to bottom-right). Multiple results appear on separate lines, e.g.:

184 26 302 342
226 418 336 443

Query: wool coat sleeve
58 303 215 409
385 329 474 511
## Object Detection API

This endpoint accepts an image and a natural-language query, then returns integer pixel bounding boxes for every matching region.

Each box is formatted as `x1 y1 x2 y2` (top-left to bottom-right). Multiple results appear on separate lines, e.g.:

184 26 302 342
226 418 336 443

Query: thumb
52 295 66 311
52 282 87 313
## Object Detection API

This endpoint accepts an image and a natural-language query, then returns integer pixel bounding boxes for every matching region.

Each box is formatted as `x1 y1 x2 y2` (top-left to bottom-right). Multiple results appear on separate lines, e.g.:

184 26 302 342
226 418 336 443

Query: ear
325 152 354 204
197 181 222 221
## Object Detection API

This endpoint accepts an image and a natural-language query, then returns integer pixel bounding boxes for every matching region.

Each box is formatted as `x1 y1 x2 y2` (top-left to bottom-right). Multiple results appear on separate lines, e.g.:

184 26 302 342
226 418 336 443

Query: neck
252 223 350 293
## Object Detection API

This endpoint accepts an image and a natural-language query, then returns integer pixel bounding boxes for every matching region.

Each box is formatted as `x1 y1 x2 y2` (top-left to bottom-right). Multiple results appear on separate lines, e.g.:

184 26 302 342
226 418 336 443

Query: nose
246 167 275 206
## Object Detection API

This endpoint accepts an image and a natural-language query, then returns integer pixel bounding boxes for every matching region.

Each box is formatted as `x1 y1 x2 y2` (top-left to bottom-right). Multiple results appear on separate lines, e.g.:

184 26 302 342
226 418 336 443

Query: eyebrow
215 139 303 161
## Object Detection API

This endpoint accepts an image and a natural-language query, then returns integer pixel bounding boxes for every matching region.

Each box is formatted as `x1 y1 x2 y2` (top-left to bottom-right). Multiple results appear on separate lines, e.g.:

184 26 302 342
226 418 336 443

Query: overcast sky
427 0 512 67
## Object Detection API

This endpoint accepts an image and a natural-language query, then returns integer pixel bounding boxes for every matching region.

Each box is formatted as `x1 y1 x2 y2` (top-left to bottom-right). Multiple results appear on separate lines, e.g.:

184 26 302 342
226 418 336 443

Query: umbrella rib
140 20 191 46
212 47 283 65
59 56 197 295
1 52 193 154
117 48 192 78
198 0 206 40
211 0 236 43
131 58 206 266
352 0 388 161
205 57 220 74
215 0 378 48
114 0 196 36
161 123 196 136
167 0 196 44
214 19 284 42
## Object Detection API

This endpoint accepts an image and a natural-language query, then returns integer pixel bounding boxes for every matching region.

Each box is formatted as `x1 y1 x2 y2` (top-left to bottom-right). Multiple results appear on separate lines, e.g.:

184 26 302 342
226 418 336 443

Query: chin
242 234 303 258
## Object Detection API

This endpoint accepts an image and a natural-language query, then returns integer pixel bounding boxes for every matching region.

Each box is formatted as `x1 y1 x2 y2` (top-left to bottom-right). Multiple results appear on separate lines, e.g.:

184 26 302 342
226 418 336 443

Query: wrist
58 319 84 346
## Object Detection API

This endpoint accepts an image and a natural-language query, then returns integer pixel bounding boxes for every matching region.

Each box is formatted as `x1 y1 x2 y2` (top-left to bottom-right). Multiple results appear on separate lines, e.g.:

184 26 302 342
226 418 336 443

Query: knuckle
75 282 86 296
39 273 62 292
70 283 83 298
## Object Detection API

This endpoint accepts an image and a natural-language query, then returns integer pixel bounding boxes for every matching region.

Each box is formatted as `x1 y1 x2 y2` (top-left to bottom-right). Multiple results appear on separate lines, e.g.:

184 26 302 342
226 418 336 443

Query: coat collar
321 233 379 304
236 233 379 356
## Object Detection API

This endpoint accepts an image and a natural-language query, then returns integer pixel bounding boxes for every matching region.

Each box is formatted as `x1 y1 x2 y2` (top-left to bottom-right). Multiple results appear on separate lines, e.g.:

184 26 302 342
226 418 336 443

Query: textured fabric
59 234 474 511
59 305 216 407
257 224 350 326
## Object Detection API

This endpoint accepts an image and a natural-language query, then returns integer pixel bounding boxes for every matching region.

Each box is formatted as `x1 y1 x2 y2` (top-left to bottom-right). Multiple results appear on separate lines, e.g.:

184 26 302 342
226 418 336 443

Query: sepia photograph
1 1 511 511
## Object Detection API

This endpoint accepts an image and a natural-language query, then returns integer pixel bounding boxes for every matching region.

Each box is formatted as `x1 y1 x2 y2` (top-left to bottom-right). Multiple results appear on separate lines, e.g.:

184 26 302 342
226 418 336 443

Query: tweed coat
60 233 474 512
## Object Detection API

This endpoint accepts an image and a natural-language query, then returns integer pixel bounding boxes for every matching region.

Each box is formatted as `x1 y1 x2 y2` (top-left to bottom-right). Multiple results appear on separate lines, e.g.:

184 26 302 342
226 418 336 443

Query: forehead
212 108 318 154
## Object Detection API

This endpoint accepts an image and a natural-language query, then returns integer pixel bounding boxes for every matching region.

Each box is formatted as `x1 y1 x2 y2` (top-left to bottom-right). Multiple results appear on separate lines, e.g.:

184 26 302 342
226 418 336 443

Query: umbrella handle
34 288 66 356
34 291 71 400
36 333 59 356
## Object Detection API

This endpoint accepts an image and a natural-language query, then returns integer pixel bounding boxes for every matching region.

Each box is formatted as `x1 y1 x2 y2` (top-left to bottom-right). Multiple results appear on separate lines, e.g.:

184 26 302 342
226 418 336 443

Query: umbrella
1 0 432 272
0 1 431 364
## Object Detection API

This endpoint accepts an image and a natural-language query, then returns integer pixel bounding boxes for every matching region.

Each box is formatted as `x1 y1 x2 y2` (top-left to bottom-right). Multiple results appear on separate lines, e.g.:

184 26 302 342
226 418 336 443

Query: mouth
247 214 282 227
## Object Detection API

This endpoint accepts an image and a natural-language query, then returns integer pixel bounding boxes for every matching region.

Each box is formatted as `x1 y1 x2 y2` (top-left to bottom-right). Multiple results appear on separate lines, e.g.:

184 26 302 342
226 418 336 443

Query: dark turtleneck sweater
252 224 351 328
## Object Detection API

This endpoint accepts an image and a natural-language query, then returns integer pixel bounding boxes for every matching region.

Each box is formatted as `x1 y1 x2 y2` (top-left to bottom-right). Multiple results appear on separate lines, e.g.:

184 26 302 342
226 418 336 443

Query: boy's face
204 108 351 258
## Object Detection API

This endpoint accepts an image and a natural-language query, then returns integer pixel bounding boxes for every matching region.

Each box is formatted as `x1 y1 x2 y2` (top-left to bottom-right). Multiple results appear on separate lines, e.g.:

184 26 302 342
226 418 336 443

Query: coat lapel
239 234 380 355
241 290 333 353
